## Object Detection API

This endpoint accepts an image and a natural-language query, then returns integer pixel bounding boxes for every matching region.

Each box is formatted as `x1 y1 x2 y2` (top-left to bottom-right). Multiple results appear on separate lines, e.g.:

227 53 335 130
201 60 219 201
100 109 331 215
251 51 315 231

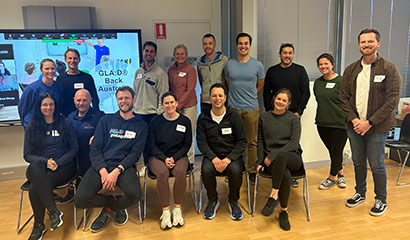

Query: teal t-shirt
225 57 265 111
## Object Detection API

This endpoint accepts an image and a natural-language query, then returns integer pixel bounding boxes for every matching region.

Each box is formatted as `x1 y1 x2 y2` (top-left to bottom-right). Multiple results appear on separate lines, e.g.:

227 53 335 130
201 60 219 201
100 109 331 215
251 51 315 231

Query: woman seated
148 92 192 230
256 88 302 231
24 92 78 240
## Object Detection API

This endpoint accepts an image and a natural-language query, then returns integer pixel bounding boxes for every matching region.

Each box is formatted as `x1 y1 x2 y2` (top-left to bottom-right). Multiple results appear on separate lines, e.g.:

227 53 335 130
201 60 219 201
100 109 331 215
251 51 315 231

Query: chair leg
246 172 252 215
17 189 34 234
189 170 198 211
397 150 410 186
138 201 143 223
143 169 147 219
198 174 203 214
72 183 77 228
252 174 258 215
303 176 310 221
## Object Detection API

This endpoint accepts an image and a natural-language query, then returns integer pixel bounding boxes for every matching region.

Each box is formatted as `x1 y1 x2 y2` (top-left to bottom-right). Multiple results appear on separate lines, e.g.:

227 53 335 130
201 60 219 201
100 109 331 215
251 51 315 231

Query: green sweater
313 74 346 129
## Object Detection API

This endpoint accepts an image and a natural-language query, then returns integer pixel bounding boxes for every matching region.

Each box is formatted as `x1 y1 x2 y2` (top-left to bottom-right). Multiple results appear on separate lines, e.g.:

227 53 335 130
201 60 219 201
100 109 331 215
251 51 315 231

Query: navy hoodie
90 111 148 171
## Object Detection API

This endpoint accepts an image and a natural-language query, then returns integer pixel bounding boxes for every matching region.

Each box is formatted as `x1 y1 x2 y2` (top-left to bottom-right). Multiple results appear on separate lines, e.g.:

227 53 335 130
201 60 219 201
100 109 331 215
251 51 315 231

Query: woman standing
256 89 302 231
148 92 192 230
24 93 78 240
314 53 347 190
168 44 197 164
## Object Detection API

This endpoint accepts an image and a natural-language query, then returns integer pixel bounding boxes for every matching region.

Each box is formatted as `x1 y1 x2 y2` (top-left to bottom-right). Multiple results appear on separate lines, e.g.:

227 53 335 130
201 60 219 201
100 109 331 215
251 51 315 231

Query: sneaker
291 178 299 188
249 173 256 185
53 192 62 201
48 209 63 231
345 193 366 208
337 176 346 188
90 208 112 233
318 178 336 190
172 208 184 227
279 211 291 231
228 201 243 220
160 210 172 230
203 200 219 220
138 166 146 177
28 223 47 240
114 209 128 225
58 189 74 204
261 197 279 216
370 199 387 216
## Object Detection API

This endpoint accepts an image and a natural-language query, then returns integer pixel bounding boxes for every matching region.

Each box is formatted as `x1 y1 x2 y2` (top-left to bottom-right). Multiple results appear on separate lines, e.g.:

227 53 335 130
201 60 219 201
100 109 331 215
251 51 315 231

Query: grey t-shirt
225 57 265 110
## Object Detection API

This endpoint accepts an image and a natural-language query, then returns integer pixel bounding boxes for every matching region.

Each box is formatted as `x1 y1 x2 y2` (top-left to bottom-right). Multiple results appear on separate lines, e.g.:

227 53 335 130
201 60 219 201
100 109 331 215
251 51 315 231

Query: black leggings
317 126 347 176
263 152 302 208
26 162 76 224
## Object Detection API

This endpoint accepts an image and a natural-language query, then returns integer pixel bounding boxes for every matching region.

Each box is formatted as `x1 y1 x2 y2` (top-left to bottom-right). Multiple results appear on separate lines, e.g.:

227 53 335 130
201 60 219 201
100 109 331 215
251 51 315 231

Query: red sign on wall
156 23 167 39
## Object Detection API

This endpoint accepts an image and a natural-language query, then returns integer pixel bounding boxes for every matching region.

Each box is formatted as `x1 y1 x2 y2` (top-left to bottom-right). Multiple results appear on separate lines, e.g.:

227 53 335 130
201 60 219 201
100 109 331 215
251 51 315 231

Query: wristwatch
117 166 124 174
368 120 374 126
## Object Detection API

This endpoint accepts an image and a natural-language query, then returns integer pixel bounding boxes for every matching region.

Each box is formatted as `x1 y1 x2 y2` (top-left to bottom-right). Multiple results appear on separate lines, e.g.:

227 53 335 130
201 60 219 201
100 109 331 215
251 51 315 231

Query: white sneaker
138 166 146 177
172 208 184 227
160 210 172 230
337 176 346 188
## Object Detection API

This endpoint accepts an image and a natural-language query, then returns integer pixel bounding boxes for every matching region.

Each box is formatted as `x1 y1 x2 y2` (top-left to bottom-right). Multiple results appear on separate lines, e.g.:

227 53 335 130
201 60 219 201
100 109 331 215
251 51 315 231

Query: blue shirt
94 45 110 65
18 79 63 127
225 57 265 110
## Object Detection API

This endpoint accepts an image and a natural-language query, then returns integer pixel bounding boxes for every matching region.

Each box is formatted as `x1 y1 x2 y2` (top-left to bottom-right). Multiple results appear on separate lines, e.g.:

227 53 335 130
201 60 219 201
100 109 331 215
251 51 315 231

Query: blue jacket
68 107 104 173
90 111 148 171
18 80 63 127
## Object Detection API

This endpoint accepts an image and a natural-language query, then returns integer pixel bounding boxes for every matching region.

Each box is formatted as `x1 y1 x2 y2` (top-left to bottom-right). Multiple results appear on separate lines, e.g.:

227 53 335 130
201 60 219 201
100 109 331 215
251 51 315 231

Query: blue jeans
347 129 387 202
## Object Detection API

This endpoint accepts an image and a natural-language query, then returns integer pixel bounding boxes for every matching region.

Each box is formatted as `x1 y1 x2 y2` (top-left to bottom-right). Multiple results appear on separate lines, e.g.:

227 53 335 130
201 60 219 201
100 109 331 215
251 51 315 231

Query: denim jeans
347 128 388 202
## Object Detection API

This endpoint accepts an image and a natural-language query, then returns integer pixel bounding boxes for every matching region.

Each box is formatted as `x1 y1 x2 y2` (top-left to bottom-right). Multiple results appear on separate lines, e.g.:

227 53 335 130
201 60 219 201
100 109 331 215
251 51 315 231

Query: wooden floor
2 159 410 240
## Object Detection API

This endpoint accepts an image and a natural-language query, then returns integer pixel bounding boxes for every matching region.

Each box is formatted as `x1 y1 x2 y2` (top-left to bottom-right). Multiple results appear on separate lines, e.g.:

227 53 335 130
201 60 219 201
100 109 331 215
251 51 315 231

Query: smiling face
279 47 294 67
65 51 80 71
210 87 226 109
202 37 216 56
162 95 178 115
41 97 55 118
143 45 156 63
236 36 251 57
116 90 134 113
74 89 91 116
174 47 187 64
40 61 56 81
318 57 334 76
359 32 380 57
273 93 291 113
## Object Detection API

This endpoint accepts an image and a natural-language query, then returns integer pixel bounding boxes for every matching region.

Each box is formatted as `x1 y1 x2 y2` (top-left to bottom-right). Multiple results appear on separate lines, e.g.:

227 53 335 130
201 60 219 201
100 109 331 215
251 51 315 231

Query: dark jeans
317 126 347 176
138 113 158 165
262 152 302 208
75 167 142 211
26 162 76 224
347 129 388 201
201 157 243 202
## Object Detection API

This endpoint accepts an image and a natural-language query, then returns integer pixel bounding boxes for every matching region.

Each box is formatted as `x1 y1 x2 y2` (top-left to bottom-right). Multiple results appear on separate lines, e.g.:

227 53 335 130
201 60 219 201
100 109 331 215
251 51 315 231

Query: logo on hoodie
109 128 136 139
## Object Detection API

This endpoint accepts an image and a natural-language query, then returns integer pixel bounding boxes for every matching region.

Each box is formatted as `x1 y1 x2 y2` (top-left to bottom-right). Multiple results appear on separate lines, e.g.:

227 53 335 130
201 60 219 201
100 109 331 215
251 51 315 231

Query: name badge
176 124 186 133
178 72 186 77
137 73 143 79
52 130 60 136
221 127 232 135
74 83 84 89
374 75 385 82
325 82 336 89
124 130 136 139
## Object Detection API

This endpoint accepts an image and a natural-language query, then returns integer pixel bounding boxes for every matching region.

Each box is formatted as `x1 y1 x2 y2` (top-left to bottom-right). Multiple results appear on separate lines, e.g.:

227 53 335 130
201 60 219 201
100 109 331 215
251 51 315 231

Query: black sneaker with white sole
28 223 47 240
115 209 128 225
370 199 387 216
90 208 112 233
48 209 63 231
203 200 219 220
345 192 365 208
58 189 74 204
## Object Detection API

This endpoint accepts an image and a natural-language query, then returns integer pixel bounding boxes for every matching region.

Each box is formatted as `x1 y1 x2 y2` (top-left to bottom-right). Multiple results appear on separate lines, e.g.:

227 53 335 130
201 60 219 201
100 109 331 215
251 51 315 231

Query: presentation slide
0 29 142 122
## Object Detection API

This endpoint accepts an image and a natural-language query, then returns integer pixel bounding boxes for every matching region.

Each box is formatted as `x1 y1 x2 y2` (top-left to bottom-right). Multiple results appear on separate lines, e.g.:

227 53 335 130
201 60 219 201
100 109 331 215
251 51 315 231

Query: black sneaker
203 200 219 220
370 199 387 216
28 223 47 240
261 197 279 216
249 173 256 185
345 193 366 208
90 208 112 233
229 201 243 220
114 209 128 225
58 189 74 204
291 178 299 188
48 209 63 231
279 211 291 231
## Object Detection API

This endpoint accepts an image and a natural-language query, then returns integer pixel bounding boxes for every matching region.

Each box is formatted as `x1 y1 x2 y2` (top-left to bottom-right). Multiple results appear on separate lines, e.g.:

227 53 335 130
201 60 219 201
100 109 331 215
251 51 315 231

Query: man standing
340 29 401 216
225 32 265 183
57 48 100 116
133 41 169 173
263 43 310 187
197 83 247 221
75 86 148 232
86 39 110 66
197 33 229 114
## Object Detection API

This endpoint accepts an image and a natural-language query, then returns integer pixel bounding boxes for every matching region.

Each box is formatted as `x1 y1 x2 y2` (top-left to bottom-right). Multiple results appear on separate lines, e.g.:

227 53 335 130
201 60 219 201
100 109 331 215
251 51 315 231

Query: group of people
18 27 402 240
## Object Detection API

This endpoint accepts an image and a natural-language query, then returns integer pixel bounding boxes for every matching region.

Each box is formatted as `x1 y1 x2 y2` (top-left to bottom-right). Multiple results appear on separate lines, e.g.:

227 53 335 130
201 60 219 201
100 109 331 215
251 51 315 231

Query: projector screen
0 29 142 123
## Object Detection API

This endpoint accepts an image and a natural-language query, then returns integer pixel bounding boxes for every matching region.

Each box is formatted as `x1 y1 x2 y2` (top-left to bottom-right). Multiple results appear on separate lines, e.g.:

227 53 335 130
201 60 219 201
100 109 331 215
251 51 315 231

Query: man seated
196 83 247 221
75 86 148 232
